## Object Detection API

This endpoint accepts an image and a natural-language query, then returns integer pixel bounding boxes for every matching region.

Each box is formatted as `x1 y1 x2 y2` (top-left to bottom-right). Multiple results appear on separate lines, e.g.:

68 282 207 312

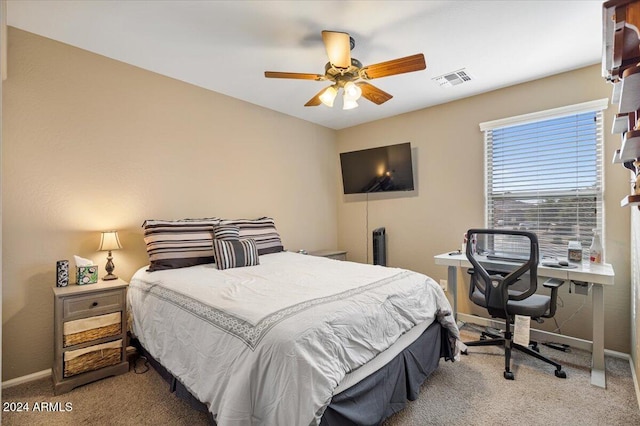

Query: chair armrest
542 278 566 318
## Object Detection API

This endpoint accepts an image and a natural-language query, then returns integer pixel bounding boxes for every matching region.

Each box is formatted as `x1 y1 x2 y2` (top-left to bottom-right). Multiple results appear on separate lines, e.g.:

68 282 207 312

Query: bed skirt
131 320 453 426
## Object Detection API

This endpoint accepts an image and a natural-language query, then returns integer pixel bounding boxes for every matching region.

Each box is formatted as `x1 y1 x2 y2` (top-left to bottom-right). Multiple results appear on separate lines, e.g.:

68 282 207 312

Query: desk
434 252 615 388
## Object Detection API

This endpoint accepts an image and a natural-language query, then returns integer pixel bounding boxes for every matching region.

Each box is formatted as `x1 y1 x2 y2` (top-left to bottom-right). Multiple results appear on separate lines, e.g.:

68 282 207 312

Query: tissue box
76 265 98 285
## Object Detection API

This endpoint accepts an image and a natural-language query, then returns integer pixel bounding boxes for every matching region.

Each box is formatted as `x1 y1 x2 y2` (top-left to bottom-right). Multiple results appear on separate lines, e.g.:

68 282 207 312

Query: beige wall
2 27 635 382
337 65 632 353
1 28 338 381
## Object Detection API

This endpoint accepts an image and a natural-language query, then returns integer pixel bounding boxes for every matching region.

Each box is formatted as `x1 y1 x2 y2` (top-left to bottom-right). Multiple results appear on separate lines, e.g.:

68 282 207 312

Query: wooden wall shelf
611 80 622 103
604 0 640 208
604 0 640 79
619 65 640 113
613 149 624 163
621 194 640 206
620 130 640 161
612 113 630 133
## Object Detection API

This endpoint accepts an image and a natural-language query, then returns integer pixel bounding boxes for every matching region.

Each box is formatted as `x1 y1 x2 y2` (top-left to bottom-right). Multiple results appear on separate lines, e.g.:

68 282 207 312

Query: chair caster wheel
532 346 540 353
555 370 567 379
461 350 468 356
504 371 515 380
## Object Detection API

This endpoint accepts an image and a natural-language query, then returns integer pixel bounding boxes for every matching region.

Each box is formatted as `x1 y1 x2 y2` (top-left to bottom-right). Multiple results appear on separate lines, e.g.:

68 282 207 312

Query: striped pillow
220 217 284 255
213 238 260 270
143 219 220 271
213 224 240 240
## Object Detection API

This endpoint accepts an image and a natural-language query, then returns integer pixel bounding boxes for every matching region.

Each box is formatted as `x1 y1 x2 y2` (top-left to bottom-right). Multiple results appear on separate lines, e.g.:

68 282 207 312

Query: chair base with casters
462 320 567 380
462 229 568 381
476 327 545 354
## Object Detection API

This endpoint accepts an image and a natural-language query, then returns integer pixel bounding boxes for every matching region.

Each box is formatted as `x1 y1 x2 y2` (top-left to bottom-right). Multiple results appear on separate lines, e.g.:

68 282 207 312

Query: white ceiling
7 0 604 130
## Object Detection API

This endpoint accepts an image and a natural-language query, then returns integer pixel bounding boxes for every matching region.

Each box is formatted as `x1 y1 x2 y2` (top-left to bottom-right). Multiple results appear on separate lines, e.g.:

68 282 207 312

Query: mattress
128 251 460 426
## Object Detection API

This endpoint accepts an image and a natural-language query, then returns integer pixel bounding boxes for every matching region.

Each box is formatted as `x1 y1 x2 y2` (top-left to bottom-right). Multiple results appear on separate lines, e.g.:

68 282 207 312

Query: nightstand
309 249 348 261
52 279 129 395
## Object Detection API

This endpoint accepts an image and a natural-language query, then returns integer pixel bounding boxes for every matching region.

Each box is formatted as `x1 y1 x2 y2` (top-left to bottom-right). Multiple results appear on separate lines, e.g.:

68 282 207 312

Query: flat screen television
340 142 414 194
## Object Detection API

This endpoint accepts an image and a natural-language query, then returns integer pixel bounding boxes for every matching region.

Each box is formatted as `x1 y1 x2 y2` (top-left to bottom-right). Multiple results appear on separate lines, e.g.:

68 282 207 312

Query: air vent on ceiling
433 69 473 87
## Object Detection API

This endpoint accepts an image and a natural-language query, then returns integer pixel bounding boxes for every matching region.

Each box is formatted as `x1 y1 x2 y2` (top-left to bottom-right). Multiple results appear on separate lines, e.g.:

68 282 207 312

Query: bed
128 218 461 425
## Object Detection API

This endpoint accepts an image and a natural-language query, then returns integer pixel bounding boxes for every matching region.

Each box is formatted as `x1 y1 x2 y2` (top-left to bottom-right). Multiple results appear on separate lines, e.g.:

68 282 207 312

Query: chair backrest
465 229 539 319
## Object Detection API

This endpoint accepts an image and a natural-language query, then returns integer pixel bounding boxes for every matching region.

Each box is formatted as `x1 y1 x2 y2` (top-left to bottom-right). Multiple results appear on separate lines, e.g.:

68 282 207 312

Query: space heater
373 227 387 266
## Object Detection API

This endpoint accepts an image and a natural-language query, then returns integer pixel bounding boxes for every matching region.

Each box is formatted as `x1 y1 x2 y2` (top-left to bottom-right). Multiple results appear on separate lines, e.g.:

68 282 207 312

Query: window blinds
481 101 606 259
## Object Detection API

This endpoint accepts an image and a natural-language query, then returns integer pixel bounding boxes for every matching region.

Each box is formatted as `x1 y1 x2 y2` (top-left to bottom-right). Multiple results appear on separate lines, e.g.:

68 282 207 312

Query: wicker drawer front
63 312 121 347
63 290 122 319
63 339 122 378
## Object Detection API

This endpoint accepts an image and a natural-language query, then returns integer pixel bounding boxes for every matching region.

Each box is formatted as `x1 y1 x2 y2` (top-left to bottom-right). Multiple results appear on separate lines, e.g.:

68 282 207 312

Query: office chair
462 229 567 380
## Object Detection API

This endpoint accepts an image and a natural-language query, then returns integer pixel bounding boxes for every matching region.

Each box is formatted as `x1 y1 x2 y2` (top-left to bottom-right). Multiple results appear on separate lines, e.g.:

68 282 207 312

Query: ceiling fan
264 30 426 110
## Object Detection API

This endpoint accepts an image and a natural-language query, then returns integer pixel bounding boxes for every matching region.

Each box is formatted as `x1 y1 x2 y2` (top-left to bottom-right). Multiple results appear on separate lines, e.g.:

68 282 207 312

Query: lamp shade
319 86 338 107
98 231 122 251
343 97 359 110
343 81 362 101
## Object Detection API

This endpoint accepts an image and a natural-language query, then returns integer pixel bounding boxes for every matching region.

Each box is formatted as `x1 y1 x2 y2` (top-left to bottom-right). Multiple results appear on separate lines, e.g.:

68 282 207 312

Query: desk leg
591 283 606 388
448 265 458 324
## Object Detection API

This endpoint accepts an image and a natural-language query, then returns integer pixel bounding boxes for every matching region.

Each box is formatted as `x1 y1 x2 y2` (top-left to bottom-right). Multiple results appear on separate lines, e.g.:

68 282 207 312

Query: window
480 99 608 259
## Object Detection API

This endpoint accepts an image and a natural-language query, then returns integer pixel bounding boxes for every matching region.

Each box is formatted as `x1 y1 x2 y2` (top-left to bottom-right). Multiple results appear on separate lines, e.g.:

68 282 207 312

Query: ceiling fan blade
356 82 393 105
361 54 426 79
322 30 351 69
304 88 327 107
265 71 325 80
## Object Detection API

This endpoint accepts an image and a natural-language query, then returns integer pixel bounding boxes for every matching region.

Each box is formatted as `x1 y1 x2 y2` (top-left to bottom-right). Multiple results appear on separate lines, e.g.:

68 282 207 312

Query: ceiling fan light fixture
343 81 362 101
343 97 359 110
319 86 338 107
265 31 426 109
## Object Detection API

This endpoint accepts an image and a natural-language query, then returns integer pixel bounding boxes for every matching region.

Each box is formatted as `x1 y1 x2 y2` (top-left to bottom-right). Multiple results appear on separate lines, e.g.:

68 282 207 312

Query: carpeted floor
3 327 639 425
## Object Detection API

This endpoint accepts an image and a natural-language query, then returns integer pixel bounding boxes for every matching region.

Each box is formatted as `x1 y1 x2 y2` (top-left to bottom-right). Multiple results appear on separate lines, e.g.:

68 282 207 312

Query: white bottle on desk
589 229 603 264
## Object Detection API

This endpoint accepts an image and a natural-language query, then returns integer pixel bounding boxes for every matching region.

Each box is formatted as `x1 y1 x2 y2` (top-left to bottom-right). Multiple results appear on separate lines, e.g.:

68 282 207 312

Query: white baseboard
458 313 595 351
458 312 631 359
458 313 629 360
2 369 51 389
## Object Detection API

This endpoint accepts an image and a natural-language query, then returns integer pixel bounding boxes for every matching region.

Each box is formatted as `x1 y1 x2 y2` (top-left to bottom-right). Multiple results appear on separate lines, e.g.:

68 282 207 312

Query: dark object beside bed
131 320 454 426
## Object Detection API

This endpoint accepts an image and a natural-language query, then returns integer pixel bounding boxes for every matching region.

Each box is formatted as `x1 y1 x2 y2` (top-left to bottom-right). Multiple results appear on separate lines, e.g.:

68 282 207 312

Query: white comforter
128 251 459 426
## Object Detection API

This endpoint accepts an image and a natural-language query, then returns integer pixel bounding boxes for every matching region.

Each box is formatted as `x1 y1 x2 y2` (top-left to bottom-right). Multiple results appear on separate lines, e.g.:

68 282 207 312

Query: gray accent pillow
213 224 240 240
213 238 260 270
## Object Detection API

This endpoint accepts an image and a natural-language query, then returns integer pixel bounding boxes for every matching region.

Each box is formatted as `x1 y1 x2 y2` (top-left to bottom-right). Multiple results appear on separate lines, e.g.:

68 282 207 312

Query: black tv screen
340 143 414 194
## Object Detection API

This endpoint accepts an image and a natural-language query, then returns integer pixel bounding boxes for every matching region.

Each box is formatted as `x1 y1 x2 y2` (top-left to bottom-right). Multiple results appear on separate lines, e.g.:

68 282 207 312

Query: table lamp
98 230 122 280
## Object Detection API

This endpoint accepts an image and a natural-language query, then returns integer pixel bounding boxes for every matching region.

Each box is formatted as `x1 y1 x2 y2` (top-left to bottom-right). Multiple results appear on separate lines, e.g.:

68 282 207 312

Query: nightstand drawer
63 339 123 378
63 312 122 347
63 290 123 319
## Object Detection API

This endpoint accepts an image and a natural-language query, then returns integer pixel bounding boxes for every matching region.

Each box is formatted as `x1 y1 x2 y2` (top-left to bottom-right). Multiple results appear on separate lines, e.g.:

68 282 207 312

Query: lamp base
103 251 118 281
